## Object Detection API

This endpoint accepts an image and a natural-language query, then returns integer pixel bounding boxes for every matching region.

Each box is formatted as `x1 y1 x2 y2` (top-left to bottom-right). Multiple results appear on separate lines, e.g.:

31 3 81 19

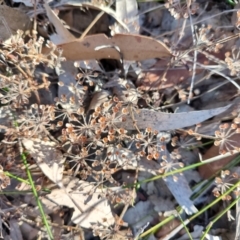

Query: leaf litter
1 0 240 239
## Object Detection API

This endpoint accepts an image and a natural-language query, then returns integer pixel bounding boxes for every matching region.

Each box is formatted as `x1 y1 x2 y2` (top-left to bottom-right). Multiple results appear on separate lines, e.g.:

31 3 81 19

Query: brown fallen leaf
42 33 171 61
198 133 240 179
42 2 170 61
154 216 185 239
136 58 195 91
136 50 227 90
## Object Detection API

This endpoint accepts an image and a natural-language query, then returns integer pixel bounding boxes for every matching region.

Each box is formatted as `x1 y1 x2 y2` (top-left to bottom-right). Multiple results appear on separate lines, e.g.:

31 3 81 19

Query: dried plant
1 2 240 239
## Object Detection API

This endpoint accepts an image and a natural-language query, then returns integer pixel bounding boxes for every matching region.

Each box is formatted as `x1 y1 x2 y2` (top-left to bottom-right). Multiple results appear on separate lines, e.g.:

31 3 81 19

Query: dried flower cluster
165 0 199 19
0 31 187 194
213 170 239 201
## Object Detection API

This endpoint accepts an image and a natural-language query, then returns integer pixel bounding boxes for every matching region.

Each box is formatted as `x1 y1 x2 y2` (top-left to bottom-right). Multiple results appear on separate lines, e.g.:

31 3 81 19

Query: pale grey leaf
116 0 138 22
44 3 75 45
164 175 198 215
116 104 231 131
123 201 154 236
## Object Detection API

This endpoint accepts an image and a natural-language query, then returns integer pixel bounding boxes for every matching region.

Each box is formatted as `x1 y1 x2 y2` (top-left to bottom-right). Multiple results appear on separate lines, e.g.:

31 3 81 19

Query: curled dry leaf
22 138 65 188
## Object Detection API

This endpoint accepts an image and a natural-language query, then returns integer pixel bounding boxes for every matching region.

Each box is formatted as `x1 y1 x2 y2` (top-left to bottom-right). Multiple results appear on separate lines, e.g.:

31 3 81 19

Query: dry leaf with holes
58 33 170 61
45 177 115 228
22 138 65 188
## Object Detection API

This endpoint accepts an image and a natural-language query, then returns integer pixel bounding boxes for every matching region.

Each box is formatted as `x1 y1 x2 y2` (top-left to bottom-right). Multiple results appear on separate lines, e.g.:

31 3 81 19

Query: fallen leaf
0 5 31 42
116 0 138 23
115 0 139 34
58 60 84 99
54 1 129 31
45 178 115 228
22 138 65 188
198 133 240 179
107 146 138 169
149 195 177 217
136 58 194 90
155 142 198 215
9 219 23 240
88 90 111 112
19 222 39 240
235 197 240 240
163 171 198 215
136 50 227 90
123 201 155 236
42 33 171 61
155 217 183 239
44 3 76 44
116 104 231 131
